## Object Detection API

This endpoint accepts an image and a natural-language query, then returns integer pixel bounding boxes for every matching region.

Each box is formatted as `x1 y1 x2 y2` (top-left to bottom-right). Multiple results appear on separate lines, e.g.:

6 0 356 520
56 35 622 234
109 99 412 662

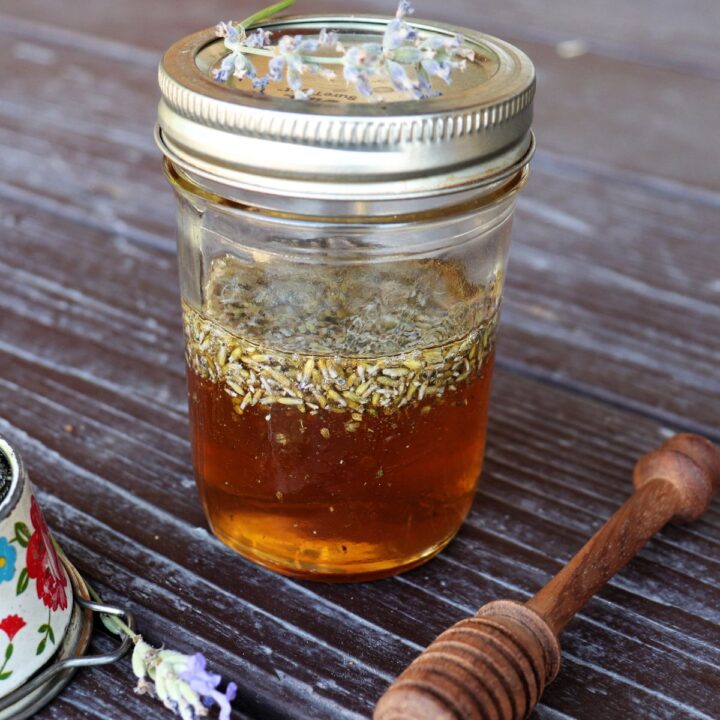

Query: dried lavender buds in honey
184 255 501 420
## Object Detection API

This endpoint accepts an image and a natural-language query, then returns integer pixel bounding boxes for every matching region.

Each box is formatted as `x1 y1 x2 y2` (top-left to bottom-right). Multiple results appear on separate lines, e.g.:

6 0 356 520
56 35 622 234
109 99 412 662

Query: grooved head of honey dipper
373 601 560 720
662 433 720 494
633 441 716 522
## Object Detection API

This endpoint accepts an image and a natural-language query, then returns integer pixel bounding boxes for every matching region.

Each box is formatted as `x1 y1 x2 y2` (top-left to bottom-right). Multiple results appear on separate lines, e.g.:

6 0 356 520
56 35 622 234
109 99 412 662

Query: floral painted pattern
0 614 27 680
26 497 67 612
9 498 67 658
0 615 25 642
0 537 16 583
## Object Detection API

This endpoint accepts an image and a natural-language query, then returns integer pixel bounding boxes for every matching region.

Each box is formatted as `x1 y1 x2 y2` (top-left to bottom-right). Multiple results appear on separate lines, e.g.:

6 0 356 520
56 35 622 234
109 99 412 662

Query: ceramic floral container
0 437 73 697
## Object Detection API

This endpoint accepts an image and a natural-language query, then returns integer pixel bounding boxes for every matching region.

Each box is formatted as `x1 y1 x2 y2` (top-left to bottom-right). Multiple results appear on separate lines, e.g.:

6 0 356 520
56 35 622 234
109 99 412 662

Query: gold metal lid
156 14 535 203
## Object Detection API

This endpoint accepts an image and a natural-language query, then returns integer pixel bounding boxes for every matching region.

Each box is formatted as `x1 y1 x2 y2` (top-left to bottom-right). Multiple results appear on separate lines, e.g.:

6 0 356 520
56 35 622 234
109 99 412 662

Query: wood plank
1 3 719 717
4 0 720 76
435 0 720 79
2 5 720 189
1 200 718 718
0 26 718 435
502 157 720 438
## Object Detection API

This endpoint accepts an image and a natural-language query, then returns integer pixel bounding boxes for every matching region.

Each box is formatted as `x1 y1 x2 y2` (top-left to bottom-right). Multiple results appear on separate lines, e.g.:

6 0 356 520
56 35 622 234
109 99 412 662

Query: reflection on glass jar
157 14 535 579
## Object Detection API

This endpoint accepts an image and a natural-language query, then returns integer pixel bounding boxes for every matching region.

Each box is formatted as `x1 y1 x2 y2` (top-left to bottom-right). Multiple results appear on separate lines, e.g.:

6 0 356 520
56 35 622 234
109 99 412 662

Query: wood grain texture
2 2 719 190
0 1 718 718
0 19 719 435
1 199 718 718
4 0 720 76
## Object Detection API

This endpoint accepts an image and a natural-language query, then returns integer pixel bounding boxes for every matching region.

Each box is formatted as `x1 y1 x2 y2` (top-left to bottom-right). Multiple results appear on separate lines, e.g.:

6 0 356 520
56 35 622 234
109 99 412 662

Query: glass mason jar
156 14 535 581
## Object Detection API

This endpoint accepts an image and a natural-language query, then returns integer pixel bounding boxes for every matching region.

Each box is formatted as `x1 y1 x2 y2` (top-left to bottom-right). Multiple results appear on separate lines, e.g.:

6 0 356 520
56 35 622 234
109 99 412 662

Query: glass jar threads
156 11 534 580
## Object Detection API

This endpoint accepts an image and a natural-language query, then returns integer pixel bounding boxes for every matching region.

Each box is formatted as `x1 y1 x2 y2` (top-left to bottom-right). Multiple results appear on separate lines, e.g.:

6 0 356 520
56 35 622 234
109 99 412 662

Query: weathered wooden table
1 1 718 717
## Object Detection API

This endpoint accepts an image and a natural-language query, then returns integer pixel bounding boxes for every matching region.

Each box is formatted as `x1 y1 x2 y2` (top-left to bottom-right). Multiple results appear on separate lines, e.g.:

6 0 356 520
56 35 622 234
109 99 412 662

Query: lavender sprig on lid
213 22 272 86
266 33 339 100
212 0 475 101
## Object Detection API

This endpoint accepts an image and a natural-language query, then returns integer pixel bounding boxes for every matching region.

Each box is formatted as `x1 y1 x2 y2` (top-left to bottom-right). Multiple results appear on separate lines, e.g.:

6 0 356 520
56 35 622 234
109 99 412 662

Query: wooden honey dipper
374 433 720 720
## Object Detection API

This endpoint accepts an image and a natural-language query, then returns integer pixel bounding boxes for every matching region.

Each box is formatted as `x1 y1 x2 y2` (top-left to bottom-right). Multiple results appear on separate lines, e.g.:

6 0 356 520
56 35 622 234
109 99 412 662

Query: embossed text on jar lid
156 14 535 202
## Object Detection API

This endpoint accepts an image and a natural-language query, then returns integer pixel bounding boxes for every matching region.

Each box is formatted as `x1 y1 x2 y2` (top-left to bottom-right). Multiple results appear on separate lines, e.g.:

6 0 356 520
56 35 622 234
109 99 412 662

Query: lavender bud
268 55 285 81
396 0 415 19
131 639 152 679
245 28 272 48
252 76 271 92
212 54 236 83
214 21 232 38
386 60 415 92
318 28 339 47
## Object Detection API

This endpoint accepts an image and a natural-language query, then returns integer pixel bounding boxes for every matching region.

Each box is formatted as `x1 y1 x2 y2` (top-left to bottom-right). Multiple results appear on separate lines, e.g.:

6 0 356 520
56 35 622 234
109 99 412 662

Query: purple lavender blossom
215 21 241 44
213 0 474 101
341 43 384 97
318 28 340 48
383 0 418 52
397 0 415 18
385 59 416 93
244 28 272 48
419 33 474 83
213 19 260 82
132 641 237 720
212 54 236 83
252 76 271 92
179 654 238 720
261 35 331 98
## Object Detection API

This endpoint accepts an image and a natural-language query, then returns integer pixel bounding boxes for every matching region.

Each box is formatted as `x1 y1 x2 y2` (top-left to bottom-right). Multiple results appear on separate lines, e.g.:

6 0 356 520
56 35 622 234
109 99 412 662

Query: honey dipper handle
528 433 720 635
527 477 677 634
374 435 720 720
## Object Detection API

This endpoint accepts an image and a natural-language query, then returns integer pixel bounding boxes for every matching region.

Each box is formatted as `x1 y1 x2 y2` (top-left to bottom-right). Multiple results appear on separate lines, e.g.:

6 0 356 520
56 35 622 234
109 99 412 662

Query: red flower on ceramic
26 497 68 611
0 614 26 642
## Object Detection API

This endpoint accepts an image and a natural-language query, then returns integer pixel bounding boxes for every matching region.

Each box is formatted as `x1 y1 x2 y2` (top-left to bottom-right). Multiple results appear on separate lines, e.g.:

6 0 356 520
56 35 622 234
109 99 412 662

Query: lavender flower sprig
103 606 237 720
132 642 237 720
51 539 236 720
213 0 475 100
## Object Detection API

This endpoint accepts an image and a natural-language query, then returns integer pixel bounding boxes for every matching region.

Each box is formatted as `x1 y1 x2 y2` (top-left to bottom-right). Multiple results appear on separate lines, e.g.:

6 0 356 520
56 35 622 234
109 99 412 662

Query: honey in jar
157 12 535 579
183 257 501 579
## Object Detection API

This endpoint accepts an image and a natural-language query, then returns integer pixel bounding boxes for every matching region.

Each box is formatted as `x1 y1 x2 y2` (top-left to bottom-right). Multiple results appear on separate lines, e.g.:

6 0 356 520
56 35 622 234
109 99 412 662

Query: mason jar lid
156 13 535 204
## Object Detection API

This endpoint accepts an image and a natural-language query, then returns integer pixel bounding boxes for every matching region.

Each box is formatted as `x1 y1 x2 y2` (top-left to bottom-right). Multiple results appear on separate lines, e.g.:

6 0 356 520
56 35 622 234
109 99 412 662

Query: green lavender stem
224 45 340 63
51 536 137 641
239 0 296 30
233 0 338 65
86 582 137 639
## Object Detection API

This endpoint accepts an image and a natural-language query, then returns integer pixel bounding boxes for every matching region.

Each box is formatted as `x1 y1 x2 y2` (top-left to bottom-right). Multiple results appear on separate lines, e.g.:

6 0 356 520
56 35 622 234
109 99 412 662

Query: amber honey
188 355 493 581
182 256 501 580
